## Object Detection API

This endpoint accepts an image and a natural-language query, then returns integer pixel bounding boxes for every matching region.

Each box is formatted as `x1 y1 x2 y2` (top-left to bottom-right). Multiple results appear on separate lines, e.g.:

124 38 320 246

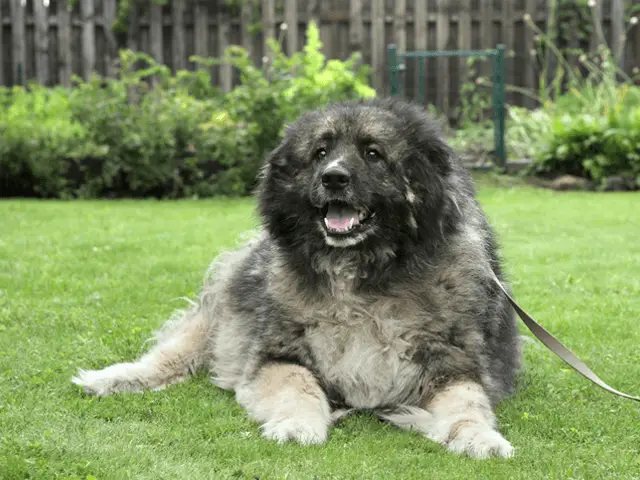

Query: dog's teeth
324 218 329 228
349 218 354 229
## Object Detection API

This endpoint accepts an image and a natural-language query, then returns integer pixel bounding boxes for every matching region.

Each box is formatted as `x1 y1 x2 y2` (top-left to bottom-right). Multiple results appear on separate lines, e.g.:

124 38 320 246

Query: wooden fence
1 0 639 119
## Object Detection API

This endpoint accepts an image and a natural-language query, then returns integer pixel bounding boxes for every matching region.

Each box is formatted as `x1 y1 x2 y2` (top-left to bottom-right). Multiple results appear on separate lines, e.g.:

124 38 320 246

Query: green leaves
0 23 375 200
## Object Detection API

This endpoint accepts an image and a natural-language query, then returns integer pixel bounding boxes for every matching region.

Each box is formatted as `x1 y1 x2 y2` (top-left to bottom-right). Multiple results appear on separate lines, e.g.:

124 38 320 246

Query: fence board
240 0 251 52
524 0 537 107
591 0 604 50
394 0 406 54
127 0 140 52
172 0 185 71
0 0 3 85
103 0 117 77
371 0 384 92
57 0 72 86
0 0 639 123
262 0 275 61
349 0 363 53
10 0 25 85
435 0 449 113
34 0 48 84
502 0 514 104
218 7 231 92
458 0 471 88
81 0 95 80
285 0 298 54
611 0 624 66
150 2 163 64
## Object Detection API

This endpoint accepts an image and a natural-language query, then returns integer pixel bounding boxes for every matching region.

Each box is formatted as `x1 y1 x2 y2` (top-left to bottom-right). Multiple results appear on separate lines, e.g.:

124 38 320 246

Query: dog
73 98 521 459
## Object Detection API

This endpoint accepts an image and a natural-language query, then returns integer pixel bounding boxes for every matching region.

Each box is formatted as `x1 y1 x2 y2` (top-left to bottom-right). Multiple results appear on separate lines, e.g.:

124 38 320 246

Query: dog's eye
316 148 327 159
365 148 382 161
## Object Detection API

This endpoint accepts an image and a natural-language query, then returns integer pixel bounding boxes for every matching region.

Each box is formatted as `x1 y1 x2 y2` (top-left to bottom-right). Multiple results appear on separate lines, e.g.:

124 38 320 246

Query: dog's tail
72 304 211 396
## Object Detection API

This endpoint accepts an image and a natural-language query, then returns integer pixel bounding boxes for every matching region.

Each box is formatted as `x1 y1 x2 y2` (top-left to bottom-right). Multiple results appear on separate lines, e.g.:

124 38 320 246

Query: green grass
1 182 639 480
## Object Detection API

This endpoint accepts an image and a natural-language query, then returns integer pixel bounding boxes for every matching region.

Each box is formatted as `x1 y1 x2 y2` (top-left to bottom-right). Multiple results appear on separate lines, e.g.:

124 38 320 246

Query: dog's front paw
261 414 328 445
441 422 514 459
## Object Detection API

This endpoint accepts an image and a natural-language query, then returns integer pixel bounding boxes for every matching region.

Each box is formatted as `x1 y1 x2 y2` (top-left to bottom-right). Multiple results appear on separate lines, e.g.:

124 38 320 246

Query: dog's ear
403 127 463 245
265 139 290 168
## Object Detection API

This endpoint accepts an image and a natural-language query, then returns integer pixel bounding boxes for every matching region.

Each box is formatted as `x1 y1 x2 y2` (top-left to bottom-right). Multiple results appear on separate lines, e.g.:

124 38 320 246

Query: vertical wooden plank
0 0 4 85
545 0 558 99
103 0 118 78
414 0 427 50
262 0 275 61
524 0 538 107
479 0 492 80
371 0 384 92
414 0 428 103
611 0 625 66
349 0 363 53
10 0 26 85
502 0 514 104
285 0 297 55
127 0 140 52
218 7 231 91
590 0 604 51
58 0 72 86
172 0 186 71
458 0 471 93
150 2 164 64
307 0 319 26
318 0 331 52
34 0 49 84
240 0 252 51
394 0 406 54
81 0 96 80
435 0 449 115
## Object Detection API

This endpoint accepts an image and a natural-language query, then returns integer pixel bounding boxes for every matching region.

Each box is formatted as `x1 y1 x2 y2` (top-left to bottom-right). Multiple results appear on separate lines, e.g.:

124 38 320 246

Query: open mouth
321 202 375 236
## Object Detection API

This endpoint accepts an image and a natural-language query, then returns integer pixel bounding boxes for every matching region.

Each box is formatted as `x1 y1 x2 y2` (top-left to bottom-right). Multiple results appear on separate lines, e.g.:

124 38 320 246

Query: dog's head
258 98 462 257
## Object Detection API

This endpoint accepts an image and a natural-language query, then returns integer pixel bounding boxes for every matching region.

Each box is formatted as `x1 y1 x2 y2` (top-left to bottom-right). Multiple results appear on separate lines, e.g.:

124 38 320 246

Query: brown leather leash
491 272 640 402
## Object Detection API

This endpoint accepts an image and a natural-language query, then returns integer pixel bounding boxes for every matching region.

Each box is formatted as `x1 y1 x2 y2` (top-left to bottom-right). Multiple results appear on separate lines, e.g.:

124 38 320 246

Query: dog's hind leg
72 306 210 396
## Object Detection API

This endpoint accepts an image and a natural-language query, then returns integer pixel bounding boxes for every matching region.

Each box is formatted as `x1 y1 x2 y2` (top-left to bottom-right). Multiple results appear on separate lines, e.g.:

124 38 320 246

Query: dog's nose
321 166 351 190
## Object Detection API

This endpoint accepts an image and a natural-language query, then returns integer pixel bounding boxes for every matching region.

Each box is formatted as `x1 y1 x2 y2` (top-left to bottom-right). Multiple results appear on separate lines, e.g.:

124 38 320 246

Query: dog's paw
72 363 141 396
442 423 514 459
261 414 329 445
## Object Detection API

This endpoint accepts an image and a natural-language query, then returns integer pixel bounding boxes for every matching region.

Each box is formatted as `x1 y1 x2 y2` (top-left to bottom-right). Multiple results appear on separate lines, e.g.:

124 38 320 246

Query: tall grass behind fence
0 0 639 121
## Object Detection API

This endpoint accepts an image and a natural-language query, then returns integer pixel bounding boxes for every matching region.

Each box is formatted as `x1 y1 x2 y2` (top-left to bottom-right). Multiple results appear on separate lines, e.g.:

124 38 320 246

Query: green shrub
0 85 107 198
531 97 640 186
0 22 375 199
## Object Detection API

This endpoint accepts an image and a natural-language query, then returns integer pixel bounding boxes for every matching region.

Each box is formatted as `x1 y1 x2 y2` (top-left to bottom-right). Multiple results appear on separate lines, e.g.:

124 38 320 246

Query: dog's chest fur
301 264 424 409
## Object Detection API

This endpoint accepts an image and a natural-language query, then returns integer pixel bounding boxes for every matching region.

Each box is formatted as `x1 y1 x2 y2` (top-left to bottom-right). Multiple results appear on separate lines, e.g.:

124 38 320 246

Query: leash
491 272 640 402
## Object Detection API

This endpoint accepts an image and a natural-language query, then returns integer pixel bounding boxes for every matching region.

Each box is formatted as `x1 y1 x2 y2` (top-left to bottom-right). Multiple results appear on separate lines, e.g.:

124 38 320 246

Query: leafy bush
0 86 107 197
0 22 375 199
530 98 640 187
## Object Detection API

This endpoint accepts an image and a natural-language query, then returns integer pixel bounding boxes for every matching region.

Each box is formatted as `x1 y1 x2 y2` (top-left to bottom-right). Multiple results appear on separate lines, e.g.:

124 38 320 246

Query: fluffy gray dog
73 98 521 459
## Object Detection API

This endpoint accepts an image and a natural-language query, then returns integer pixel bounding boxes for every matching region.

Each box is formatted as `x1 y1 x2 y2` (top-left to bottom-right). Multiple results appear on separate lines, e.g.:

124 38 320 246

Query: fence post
388 44 398 96
493 44 506 169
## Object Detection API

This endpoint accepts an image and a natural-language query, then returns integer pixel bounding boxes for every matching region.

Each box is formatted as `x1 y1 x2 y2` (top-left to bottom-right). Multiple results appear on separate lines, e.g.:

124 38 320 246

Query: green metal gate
387 44 507 169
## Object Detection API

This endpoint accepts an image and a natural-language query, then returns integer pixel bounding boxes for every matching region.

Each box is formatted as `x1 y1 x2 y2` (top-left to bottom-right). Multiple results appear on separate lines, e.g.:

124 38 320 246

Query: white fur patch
406 188 416 204
381 383 514 459
306 304 423 409
324 157 344 171
72 362 184 396
235 364 331 445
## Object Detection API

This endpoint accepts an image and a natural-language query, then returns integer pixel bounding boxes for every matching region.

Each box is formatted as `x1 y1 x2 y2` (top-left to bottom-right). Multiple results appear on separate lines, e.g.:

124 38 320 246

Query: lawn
1 179 639 479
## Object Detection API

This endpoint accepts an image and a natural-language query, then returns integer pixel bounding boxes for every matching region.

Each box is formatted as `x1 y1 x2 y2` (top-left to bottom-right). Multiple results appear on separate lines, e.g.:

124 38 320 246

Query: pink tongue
325 205 359 230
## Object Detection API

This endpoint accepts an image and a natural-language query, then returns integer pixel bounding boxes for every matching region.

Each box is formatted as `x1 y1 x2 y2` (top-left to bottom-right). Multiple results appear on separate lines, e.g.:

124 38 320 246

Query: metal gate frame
387 44 507 169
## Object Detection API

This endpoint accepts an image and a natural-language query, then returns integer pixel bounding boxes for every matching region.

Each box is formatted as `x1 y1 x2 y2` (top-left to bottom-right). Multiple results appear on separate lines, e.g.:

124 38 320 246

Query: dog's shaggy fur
73 98 521 458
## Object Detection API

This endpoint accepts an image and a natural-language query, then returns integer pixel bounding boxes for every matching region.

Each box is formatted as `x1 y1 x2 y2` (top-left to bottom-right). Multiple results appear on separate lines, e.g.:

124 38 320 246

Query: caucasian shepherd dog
73 98 521 459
